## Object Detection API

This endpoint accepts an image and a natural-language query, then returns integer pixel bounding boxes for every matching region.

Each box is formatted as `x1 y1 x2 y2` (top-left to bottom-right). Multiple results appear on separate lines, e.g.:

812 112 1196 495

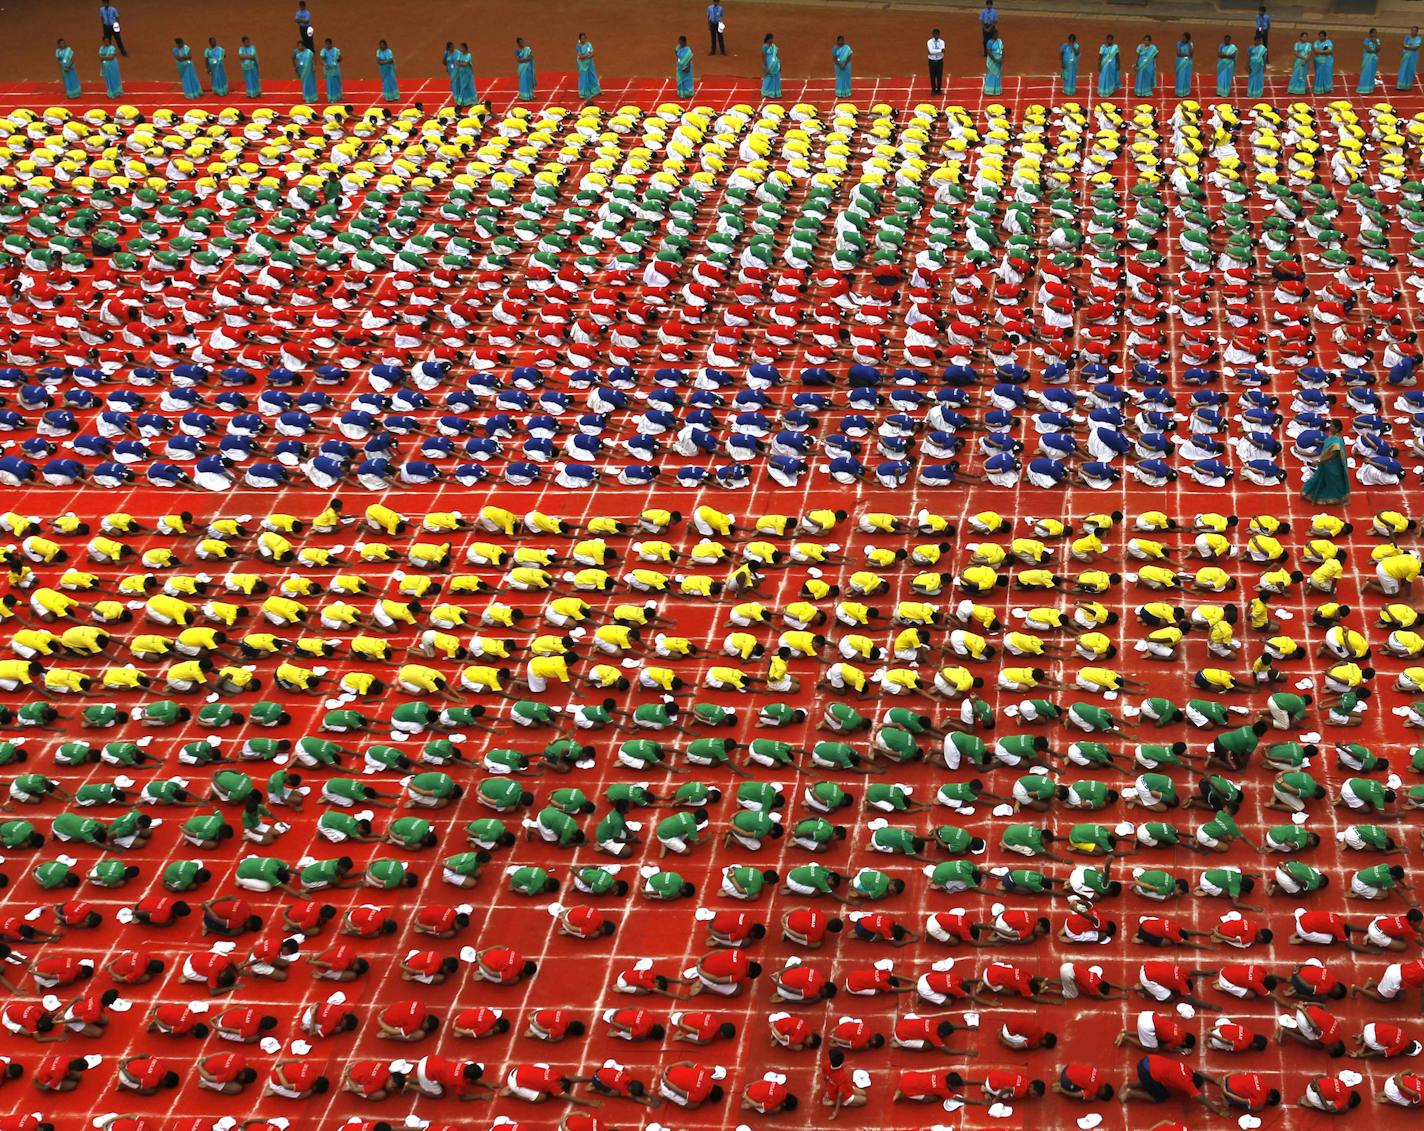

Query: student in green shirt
658 810 710 855
1350 863 1411 901
849 867 903 900
725 863 779 899
927 858 981 893
1267 858 1326 896
804 780 853 813
440 850 491 888
643 869 695 900
1208 721 1269 770
573 865 627 897
935 825 986 855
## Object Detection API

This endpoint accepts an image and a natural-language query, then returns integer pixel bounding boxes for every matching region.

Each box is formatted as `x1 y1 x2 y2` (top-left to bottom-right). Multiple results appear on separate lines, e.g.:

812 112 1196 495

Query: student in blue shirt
980 0 998 55
295 0 314 49
1255 4 1271 51
707 2 726 55
99 3 127 56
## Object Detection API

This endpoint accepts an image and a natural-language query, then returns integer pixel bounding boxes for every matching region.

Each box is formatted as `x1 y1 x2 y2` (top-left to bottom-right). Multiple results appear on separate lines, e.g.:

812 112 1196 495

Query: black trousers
708 22 725 55
928 58 943 92
982 24 996 55
102 22 127 56
298 23 315 49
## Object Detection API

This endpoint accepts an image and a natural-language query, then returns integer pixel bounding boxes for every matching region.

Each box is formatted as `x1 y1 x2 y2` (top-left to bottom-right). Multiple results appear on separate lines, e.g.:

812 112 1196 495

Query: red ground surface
2 64 1424 1131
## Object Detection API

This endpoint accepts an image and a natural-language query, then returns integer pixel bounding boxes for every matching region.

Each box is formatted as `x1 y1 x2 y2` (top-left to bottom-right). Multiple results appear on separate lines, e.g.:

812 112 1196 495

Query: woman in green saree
1301 419 1350 505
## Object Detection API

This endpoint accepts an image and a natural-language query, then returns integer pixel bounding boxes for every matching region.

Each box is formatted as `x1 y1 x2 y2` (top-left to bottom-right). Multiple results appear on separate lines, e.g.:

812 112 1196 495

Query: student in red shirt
1276 1003 1347 1057
1300 1074 1361 1112
1209 1072 1282 1114
670 1011 736 1045
106 951 163 984
198 1052 258 1095
980 1069 1045 1101
741 1074 797 1114
1122 1056 1207 1105
830 1015 885 1049
894 1069 965 1103
1354 1021 1424 1059
604 1007 666 1042
1053 1062 1115 1102
265 1059 330 1099
117 1056 181 1096
451 1006 510 1040
377 999 439 1042
524 1008 586 1042
342 1061 405 1101
821 1048 868 1115
781 908 844 948
33 1053 85 1093
501 1063 596 1105
657 1061 726 1109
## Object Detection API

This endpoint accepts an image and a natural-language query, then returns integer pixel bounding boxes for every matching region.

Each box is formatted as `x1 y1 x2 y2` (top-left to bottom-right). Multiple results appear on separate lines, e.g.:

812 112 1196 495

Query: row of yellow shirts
2 504 1380 550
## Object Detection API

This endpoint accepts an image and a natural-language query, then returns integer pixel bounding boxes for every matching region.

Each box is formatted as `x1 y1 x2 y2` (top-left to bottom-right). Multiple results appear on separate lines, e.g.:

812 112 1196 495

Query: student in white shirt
928 28 945 92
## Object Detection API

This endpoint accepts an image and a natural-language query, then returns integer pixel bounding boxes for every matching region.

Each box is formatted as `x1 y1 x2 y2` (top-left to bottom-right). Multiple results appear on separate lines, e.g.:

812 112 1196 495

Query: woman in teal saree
1301 420 1350 505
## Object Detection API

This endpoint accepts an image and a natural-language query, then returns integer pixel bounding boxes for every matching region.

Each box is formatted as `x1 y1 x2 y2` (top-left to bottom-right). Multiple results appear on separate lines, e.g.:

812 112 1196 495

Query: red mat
0 72 1422 1131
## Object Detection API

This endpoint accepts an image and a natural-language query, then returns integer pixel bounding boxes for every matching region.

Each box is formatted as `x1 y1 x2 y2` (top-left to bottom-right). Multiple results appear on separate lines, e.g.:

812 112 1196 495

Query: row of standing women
55 34 403 103
55 25 1424 106
1058 27 1422 98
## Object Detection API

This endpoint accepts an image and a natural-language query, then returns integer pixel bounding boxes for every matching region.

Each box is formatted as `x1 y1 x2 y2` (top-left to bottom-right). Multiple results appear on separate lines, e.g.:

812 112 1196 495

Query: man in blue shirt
296 0 314 50
1255 5 1270 50
99 2 127 56
980 0 998 56
707 2 726 56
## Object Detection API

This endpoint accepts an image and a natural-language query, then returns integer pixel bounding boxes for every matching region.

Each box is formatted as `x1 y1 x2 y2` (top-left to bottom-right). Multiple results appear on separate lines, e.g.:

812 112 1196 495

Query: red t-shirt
202 1053 248 1085
608 1008 661 1040
663 1063 716 1104
1144 1056 1200 1098
381 1000 430 1035
1061 1062 1102 1096
674 1010 730 1042
528 1008 578 1040
453 1006 502 1038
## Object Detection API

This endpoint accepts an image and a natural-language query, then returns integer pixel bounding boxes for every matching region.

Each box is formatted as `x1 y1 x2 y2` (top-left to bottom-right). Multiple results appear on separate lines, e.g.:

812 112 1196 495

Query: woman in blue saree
1216 34 1237 97
100 36 122 98
204 38 229 97
321 38 342 101
1313 32 1333 94
1098 34 1119 97
174 37 203 99
576 33 601 99
1358 28 1380 93
983 34 1002 95
1246 33 1267 97
1288 32 1311 93
1134 35 1157 96
515 38 534 101
56 39 81 99
443 41 455 91
675 36 694 97
452 42 476 105
1060 35 1080 96
1175 33 1193 96
1401 27 1422 91
293 42 318 102
834 36 853 97
762 33 781 98
239 36 260 97
377 41 398 102
1301 420 1349 505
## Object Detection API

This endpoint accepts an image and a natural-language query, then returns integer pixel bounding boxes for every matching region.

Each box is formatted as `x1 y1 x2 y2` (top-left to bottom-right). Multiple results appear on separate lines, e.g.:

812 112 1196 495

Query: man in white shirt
927 28 945 93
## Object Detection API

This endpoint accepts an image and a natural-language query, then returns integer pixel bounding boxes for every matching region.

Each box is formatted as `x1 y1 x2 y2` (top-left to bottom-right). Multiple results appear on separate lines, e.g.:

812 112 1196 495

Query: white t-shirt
928 37 945 60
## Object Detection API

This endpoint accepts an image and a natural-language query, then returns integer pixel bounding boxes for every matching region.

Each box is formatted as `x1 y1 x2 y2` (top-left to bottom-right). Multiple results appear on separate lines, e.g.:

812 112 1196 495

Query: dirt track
8 0 1388 90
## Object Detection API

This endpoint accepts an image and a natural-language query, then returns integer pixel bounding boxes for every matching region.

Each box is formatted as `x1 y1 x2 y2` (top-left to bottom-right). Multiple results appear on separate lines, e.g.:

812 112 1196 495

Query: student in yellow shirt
397 663 464 700
819 661 871 698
